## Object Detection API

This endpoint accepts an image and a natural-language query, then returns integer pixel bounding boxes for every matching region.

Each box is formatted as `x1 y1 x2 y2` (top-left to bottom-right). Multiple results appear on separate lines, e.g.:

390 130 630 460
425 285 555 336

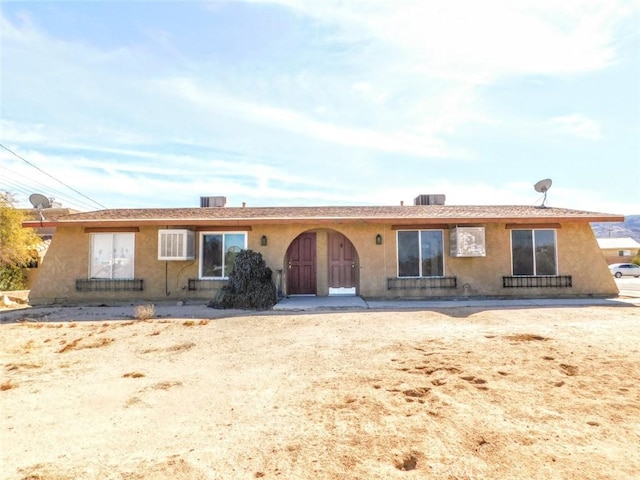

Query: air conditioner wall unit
450 227 486 257
158 229 195 261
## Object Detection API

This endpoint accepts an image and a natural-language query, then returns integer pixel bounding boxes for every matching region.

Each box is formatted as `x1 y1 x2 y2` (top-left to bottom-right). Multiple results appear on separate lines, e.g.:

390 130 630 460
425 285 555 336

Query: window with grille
90 233 135 279
397 230 444 277
199 232 247 279
511 229 557 276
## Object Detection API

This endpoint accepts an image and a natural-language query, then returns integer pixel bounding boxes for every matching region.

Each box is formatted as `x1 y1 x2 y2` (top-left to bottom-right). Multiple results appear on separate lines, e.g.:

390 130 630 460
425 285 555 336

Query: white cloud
157 77 459 158
245 0 631 80
550 114 603 140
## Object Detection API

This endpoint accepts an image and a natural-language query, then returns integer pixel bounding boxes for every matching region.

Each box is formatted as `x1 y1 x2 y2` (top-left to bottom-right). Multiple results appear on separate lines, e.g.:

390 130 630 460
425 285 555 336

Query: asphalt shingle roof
30 204 623 226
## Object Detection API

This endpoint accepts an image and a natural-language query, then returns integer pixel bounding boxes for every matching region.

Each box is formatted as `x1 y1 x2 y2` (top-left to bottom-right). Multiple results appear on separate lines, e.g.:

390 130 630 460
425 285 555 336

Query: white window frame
510 229 558 276
89 233 135 279
396 229 445 278
199 231 247 279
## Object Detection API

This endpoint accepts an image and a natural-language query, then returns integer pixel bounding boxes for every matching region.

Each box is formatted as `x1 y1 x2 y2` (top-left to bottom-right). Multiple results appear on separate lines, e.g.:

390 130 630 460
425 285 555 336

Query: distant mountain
591 215 640 242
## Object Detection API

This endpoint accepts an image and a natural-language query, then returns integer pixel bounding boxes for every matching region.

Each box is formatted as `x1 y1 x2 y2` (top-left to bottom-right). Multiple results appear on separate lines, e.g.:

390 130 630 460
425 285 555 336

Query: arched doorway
286 232 317 294
286 230 359 296
327 231 358 295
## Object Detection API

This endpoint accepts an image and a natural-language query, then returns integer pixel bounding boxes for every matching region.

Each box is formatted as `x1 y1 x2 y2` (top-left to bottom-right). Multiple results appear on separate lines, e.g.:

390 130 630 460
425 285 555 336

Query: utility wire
0 143 107 209
1 164 82 205
0 164 100 211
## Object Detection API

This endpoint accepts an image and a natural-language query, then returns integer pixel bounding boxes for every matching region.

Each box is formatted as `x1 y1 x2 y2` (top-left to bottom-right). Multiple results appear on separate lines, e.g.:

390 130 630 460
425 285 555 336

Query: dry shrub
1 380 16 391
198 319 209 325
67 322 77 328
123 372 146 378
134 304 155 321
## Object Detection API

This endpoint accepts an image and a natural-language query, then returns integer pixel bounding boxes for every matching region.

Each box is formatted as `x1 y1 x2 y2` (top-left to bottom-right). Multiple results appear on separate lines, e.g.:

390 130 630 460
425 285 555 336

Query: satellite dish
534 178 552 193
533 179 552 208
29 193 52 209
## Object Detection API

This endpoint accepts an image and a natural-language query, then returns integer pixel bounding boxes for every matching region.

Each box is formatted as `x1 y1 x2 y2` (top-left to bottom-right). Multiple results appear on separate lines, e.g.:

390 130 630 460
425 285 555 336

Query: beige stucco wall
556 223 618 295
28 221 618 305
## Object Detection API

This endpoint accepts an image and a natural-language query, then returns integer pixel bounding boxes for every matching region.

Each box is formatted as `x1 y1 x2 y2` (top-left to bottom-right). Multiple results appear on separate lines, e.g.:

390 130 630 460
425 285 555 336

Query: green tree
0 192 42 290
632 249 640 267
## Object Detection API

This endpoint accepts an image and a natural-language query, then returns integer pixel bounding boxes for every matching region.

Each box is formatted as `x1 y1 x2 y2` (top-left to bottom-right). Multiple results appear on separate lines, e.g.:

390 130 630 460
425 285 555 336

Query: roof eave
22 213 625 229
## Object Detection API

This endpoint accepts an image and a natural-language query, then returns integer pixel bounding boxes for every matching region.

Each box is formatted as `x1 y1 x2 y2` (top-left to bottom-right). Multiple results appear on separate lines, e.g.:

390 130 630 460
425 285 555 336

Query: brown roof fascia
502 215 624 224
391 224 451 230
22 220 59 229
22 209 624 228
23 216 623 229
84 227 141 233
505 223 562 229
194 225 253 231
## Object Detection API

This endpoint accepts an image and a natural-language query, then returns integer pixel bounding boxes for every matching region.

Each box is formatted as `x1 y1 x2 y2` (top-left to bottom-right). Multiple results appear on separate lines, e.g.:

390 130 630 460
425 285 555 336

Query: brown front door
328 233 357 289
287 232 317 294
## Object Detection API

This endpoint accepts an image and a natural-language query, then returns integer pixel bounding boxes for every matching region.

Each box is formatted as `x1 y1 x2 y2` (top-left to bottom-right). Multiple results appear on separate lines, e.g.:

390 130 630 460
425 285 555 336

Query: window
619 250 631 256
199 232 247 279
511 229 557 276
397 230 444 277
90 233 135 279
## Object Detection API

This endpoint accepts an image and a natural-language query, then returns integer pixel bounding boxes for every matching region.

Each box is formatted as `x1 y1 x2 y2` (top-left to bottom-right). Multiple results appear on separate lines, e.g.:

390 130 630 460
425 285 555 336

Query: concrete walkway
274 295 369 311
273 295 640 311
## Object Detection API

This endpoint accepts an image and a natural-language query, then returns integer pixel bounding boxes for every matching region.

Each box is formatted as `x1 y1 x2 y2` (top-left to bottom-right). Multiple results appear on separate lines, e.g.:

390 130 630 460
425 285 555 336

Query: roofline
23 213 625 229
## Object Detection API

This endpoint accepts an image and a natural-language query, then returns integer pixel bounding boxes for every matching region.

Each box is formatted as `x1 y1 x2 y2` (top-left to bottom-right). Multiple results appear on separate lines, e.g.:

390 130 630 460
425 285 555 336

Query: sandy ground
1 302 640 480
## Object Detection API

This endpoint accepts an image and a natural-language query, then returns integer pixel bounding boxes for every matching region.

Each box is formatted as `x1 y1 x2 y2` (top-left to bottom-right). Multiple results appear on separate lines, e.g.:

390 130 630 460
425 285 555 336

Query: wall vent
414 194 446 206
158 230 195 261
200 196 227 207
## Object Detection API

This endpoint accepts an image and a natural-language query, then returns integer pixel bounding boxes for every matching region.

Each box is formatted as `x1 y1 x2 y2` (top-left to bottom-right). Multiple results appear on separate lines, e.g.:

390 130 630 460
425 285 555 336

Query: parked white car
609 263 640 278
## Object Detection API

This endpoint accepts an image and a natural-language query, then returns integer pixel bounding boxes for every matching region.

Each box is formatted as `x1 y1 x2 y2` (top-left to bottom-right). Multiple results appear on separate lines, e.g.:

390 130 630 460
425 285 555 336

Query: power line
0 164 101 211
0 143 107 209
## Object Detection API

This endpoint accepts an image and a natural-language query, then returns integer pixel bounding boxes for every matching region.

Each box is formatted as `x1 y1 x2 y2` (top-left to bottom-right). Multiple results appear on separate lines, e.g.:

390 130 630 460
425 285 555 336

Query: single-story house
21 206 79 289
596 237 640 264
23 195 623 305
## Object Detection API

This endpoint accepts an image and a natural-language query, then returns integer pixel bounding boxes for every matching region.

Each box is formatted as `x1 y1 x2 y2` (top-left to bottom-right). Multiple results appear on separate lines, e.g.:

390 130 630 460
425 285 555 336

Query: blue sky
1 0 639 214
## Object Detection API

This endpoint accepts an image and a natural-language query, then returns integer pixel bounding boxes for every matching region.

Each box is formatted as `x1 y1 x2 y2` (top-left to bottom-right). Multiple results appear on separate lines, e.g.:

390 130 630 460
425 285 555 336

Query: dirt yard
1 303 639 480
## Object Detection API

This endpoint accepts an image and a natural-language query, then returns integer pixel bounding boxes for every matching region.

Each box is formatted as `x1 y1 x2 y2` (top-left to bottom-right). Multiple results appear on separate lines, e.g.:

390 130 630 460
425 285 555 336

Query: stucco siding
557 223 617 295
28 220 618 305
